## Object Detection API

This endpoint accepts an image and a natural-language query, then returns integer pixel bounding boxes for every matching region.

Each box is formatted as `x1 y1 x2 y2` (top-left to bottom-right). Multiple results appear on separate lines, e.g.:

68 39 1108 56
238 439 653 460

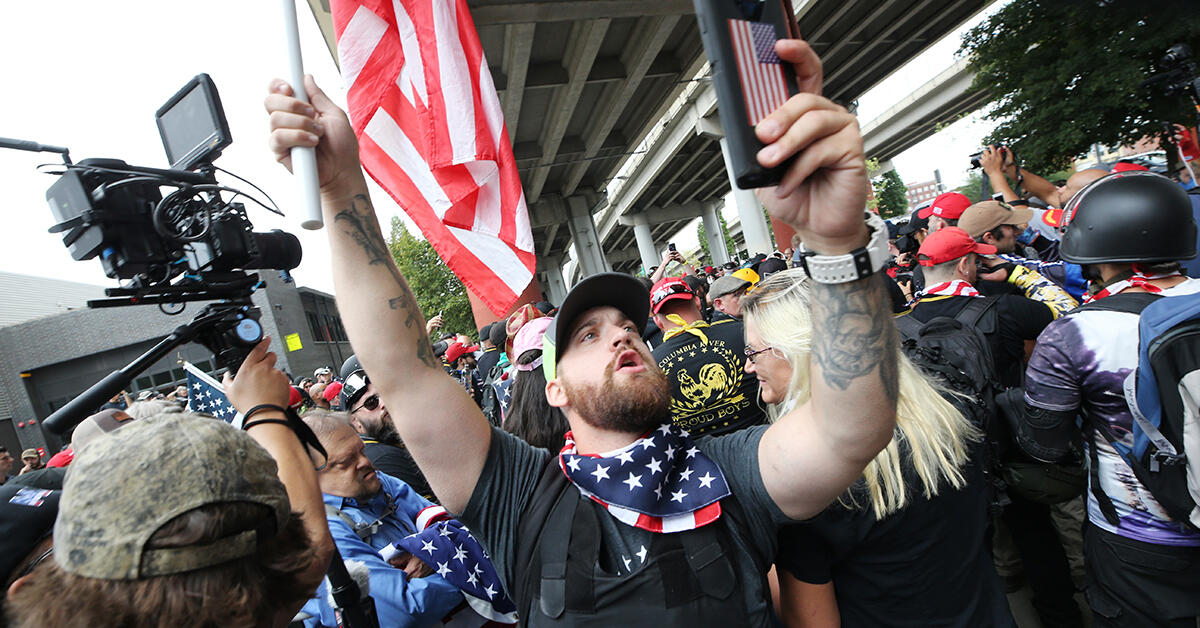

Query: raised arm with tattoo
265 77 490 514
749 40 899 520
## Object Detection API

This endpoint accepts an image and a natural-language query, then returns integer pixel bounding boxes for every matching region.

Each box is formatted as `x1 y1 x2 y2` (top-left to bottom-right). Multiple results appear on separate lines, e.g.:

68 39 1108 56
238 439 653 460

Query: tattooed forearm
333 194 438 369
810 274 899 400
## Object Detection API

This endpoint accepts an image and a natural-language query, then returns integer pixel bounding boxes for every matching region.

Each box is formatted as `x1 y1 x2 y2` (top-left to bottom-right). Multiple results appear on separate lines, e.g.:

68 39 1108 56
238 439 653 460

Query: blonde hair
742 269 980 519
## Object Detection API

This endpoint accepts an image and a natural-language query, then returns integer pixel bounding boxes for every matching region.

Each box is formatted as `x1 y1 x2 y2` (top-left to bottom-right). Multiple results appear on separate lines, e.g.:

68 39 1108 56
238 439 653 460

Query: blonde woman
741 269 1013 628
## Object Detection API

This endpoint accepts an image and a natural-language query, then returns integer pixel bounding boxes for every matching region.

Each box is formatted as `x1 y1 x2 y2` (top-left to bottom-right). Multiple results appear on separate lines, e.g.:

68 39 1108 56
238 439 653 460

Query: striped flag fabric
330 0 535 316
728 19 789 126
183 361 238 423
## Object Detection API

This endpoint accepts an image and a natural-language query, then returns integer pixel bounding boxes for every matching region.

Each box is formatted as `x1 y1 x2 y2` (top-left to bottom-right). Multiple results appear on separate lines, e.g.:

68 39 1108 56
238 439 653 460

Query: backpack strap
953 296 999 334
1080 408 1123 526
514 456 572 620
1074 292 1161 314
894 312 922 342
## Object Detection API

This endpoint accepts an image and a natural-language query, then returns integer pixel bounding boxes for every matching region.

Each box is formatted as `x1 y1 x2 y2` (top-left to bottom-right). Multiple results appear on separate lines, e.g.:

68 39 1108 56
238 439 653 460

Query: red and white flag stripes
331 0 535 315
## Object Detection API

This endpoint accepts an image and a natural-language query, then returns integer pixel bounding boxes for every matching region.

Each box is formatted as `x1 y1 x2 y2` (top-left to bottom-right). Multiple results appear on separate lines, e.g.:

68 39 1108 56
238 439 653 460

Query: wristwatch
797 212 890 284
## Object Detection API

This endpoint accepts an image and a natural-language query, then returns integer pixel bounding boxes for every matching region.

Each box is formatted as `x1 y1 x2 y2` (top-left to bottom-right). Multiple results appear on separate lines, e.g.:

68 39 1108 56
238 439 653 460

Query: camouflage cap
55 413 289 580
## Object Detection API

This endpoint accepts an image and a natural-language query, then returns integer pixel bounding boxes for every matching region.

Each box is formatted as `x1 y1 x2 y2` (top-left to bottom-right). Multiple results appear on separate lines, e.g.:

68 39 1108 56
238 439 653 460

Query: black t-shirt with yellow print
650 317 768 437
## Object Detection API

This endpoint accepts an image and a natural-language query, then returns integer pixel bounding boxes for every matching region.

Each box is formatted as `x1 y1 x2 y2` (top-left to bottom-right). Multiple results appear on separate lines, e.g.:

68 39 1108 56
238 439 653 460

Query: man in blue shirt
300 413 465 627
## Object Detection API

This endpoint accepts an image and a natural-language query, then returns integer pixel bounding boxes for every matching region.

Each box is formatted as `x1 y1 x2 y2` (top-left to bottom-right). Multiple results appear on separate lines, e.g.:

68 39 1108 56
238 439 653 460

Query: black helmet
339 355 369 407
1060 171 1197 265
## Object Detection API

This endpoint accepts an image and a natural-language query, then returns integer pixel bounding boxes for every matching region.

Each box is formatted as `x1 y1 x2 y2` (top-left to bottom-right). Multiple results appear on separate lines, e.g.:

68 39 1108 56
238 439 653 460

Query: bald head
1059 169 1108 207
301 410 355 443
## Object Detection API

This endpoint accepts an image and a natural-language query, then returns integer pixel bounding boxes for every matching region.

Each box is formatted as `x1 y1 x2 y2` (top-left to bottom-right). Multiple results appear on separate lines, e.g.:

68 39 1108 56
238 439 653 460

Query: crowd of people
1 32 1199 628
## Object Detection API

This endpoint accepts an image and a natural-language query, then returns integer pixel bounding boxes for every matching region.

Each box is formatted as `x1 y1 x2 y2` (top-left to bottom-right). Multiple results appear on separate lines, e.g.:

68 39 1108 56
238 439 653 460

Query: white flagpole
281 0 324 230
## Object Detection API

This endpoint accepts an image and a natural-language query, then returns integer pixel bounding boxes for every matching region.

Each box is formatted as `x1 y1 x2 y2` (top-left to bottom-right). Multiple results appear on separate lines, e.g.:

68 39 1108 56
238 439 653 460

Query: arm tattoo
810 274 899 400
333 194 439 369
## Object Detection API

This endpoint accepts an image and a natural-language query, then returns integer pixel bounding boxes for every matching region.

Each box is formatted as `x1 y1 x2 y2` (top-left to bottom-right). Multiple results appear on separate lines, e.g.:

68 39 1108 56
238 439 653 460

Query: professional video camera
43 74 301 302
1 74 303 435
1142 43 1200 105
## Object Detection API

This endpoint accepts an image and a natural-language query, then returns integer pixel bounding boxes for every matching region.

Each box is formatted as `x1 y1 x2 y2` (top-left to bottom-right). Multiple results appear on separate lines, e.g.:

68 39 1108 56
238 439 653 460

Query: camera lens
247 229 303 270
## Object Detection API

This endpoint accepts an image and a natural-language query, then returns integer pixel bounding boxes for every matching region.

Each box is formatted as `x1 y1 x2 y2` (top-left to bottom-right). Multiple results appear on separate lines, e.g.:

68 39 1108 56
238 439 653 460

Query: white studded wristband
797 212 890 284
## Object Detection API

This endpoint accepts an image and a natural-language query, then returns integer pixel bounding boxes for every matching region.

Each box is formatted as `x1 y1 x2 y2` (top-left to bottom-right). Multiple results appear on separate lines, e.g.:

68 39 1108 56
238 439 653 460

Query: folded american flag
395 506 517 623
559 423 730 533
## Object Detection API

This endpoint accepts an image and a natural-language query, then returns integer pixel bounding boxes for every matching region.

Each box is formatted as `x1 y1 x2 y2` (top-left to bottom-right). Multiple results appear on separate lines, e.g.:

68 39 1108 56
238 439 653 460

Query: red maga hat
917 192 972 220
917 227 997 266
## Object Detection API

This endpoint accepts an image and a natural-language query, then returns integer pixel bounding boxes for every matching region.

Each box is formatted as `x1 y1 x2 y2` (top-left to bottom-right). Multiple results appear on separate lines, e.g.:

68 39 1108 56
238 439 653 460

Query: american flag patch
728 19 789 125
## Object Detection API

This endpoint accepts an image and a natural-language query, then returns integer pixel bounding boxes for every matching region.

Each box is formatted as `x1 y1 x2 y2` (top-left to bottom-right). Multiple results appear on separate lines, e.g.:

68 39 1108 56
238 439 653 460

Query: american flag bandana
183 361 239 422
918 280 981 300
559 424 730 533
1083 269 1182 304
394 506 517 623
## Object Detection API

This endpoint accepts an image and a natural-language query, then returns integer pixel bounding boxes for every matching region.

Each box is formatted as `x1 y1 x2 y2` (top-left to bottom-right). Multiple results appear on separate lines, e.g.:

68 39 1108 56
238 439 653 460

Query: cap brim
916 206 934 219
651 291 694 314
543 273 649 380
972 242 999 256
1010 206 1034 225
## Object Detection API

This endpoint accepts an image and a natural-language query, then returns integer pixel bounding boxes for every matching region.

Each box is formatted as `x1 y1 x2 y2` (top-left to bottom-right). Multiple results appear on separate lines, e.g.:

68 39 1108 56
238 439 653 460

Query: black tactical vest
513 459 746 626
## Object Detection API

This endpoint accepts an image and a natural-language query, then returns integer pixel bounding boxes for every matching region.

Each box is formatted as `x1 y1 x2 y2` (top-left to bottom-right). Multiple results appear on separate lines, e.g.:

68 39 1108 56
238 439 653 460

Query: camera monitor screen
156 74 232 171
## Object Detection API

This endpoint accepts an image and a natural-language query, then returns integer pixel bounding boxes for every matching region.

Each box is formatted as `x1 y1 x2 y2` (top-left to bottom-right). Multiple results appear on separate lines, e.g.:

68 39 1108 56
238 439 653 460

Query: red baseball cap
917 227 997 266
445 342 479 365
1111 161 1149 173
917 192 972 220
649 276 696 313
323 381 343 402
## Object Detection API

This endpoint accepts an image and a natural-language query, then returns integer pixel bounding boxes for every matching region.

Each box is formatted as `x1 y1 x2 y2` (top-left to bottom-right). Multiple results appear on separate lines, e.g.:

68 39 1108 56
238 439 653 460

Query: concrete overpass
594 0 997 274
861 56 990 172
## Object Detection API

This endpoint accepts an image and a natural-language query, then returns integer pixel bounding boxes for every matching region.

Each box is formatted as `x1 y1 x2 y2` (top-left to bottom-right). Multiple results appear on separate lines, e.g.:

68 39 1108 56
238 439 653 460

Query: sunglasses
353 394 381 413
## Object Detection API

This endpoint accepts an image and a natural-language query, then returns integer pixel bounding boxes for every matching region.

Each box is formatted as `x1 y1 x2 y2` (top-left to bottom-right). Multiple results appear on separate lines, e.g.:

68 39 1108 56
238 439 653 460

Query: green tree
960 0 1198 173
872 169 909 219
955 170 988 202
387 217 475 340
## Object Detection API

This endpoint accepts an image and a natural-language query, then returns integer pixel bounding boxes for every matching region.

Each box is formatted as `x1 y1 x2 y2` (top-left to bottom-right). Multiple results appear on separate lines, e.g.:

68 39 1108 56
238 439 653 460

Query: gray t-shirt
461 424 790 625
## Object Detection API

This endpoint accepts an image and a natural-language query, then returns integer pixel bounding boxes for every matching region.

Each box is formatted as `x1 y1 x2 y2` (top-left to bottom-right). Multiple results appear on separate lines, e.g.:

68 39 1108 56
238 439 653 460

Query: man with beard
340 355 434 501
265 35 899 624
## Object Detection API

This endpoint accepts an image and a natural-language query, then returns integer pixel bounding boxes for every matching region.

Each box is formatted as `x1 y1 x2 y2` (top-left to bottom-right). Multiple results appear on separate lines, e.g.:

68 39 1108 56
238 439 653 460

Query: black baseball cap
542 273 649 380
897 213 929 236
0 485 60 590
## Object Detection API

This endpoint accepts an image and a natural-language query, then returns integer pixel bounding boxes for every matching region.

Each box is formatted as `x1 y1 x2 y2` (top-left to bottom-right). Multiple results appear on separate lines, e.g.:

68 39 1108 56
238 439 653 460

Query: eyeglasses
743 345 779 364
353 394 380 413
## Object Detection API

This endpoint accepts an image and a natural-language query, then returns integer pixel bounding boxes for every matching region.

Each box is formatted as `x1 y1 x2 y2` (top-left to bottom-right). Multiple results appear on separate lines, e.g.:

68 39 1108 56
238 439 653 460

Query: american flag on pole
183 361 239 422
330 0 535 315
728 19 789 126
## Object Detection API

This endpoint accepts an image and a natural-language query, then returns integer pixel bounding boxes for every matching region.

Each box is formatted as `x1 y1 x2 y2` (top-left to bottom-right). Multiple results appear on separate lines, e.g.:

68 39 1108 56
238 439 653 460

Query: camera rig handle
42 300 262 435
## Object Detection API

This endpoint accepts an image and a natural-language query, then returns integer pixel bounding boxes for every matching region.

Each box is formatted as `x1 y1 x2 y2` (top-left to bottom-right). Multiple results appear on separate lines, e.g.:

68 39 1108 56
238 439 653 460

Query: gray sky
1 1 1001 293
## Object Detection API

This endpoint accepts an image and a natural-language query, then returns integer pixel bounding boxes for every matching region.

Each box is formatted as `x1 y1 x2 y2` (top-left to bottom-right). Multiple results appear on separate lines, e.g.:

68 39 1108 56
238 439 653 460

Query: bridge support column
631 217 660 274
540 255 568 305
719 138 772 258
702 200 730 266
566 195 611 277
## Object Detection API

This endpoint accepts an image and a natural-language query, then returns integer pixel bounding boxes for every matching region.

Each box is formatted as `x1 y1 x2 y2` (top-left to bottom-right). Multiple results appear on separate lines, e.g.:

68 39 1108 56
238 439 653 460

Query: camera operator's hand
265 76 363 198
979 146 1007 176
224 338 290 412
754 39 867 254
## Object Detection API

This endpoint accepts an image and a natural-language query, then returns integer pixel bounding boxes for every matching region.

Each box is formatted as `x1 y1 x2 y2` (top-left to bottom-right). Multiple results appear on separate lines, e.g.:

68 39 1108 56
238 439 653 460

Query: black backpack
895 297 1001 430
478 361 508 427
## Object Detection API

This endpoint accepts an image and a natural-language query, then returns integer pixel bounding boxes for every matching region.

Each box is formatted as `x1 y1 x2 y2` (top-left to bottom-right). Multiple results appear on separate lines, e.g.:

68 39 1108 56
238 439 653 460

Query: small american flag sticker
728 19 789 125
